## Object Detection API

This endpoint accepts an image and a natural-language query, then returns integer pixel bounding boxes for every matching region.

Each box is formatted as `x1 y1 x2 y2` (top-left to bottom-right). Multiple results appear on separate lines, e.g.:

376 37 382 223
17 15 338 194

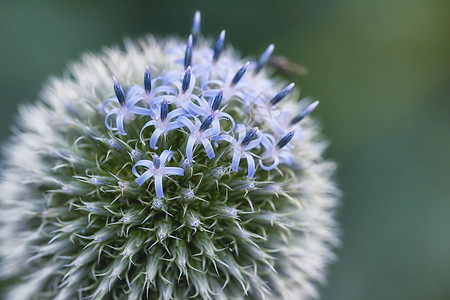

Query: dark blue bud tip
211 89 224 111
153 154 161 169
184 35 193 69
182 66 192 93
290 101 319 125
241 127 258 147
199 111 218 132
277 130 295 149
269 82 295 106
192 11 201 46
255 44 275 74
113 76 126 106
160 98 168 121
144 65 152 94
213 30 226 63
231 62 249 86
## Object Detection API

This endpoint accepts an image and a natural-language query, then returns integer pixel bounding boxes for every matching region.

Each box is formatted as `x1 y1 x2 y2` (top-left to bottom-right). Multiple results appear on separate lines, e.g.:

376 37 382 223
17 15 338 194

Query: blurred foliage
0 0 449 299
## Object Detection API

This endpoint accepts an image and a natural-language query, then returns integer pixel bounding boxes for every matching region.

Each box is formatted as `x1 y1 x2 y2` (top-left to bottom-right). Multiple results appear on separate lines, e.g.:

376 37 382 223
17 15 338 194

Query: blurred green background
1 0 449 299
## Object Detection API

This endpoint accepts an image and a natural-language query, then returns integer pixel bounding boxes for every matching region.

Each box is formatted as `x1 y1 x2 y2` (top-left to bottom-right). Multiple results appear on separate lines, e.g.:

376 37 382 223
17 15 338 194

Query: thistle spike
269 82 295 106
290 101 319 125
254 44 274 74
113 76 126 106
213 30 226 63
231 62 250 86
184 35 193 69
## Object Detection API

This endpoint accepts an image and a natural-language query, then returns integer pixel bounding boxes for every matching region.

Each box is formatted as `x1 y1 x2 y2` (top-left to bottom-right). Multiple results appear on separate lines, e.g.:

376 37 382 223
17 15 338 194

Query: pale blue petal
126 95 144 108
167 108 186 121
218 112 235 131
150 95 177 107
246 137 262 150
167 121 183 131
202 80 224 91
159 150 173 165
129 107 153 116
279 151 294 166
231 152 241 172
164 167 184 176
204 128 215 138
245 153 256 178
154 175 164 198
136 170 155 186
212 120 221 136
150 128 164 150
132 160 154 177
127 84 144 97
215 134 236 144
259 156 279 171
103 97 119 111
201 89 221 98
177 116 196 133
194 117 202 128
260 134 276 151
153 86 177 96
187 102 207 116
186 136 197 161
139 120 156 144
105 111 117 130
197 96 210 110
236 124 246 142
116 114 126 135
200 138 215 159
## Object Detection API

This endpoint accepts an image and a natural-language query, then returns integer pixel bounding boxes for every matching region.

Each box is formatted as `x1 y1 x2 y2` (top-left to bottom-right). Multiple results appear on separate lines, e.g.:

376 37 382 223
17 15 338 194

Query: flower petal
164 167 184 176
159 150 173 165
167 121 183 131
200 138 215 159
149 128 164 150
104 111 117 130
177 116 196 133
236 124 246 142
259 156 280 171
167 108 186 121
245 153 256 178
132 160 154 177
136 170 155 186
139 120 156 144
129 106 152 116
116 114 126 135
154 175 164 198
231 151 241 172
186 136 197 161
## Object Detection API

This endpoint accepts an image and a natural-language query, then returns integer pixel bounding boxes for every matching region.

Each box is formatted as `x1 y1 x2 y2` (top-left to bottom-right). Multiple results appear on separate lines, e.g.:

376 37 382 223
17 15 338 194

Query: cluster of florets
104 32 318 197
0 11 339 300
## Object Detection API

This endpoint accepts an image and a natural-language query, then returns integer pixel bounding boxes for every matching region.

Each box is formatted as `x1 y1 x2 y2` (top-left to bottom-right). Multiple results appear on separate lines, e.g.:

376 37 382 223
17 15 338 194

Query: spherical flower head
0 12 340 300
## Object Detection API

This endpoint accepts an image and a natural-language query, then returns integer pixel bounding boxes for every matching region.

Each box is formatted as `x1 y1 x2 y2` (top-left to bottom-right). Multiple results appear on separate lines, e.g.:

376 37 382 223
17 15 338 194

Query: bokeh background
0 0 449 299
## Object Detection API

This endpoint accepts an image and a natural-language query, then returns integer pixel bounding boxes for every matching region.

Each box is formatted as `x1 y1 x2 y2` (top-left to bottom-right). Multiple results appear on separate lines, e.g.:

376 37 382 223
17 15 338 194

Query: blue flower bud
269 82 295 106
213 30 226 62
113 77 126 106
184 35 193 69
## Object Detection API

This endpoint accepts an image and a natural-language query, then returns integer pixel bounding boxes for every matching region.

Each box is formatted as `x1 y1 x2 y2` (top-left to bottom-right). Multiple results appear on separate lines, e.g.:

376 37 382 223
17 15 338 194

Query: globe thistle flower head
0 11 340 300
